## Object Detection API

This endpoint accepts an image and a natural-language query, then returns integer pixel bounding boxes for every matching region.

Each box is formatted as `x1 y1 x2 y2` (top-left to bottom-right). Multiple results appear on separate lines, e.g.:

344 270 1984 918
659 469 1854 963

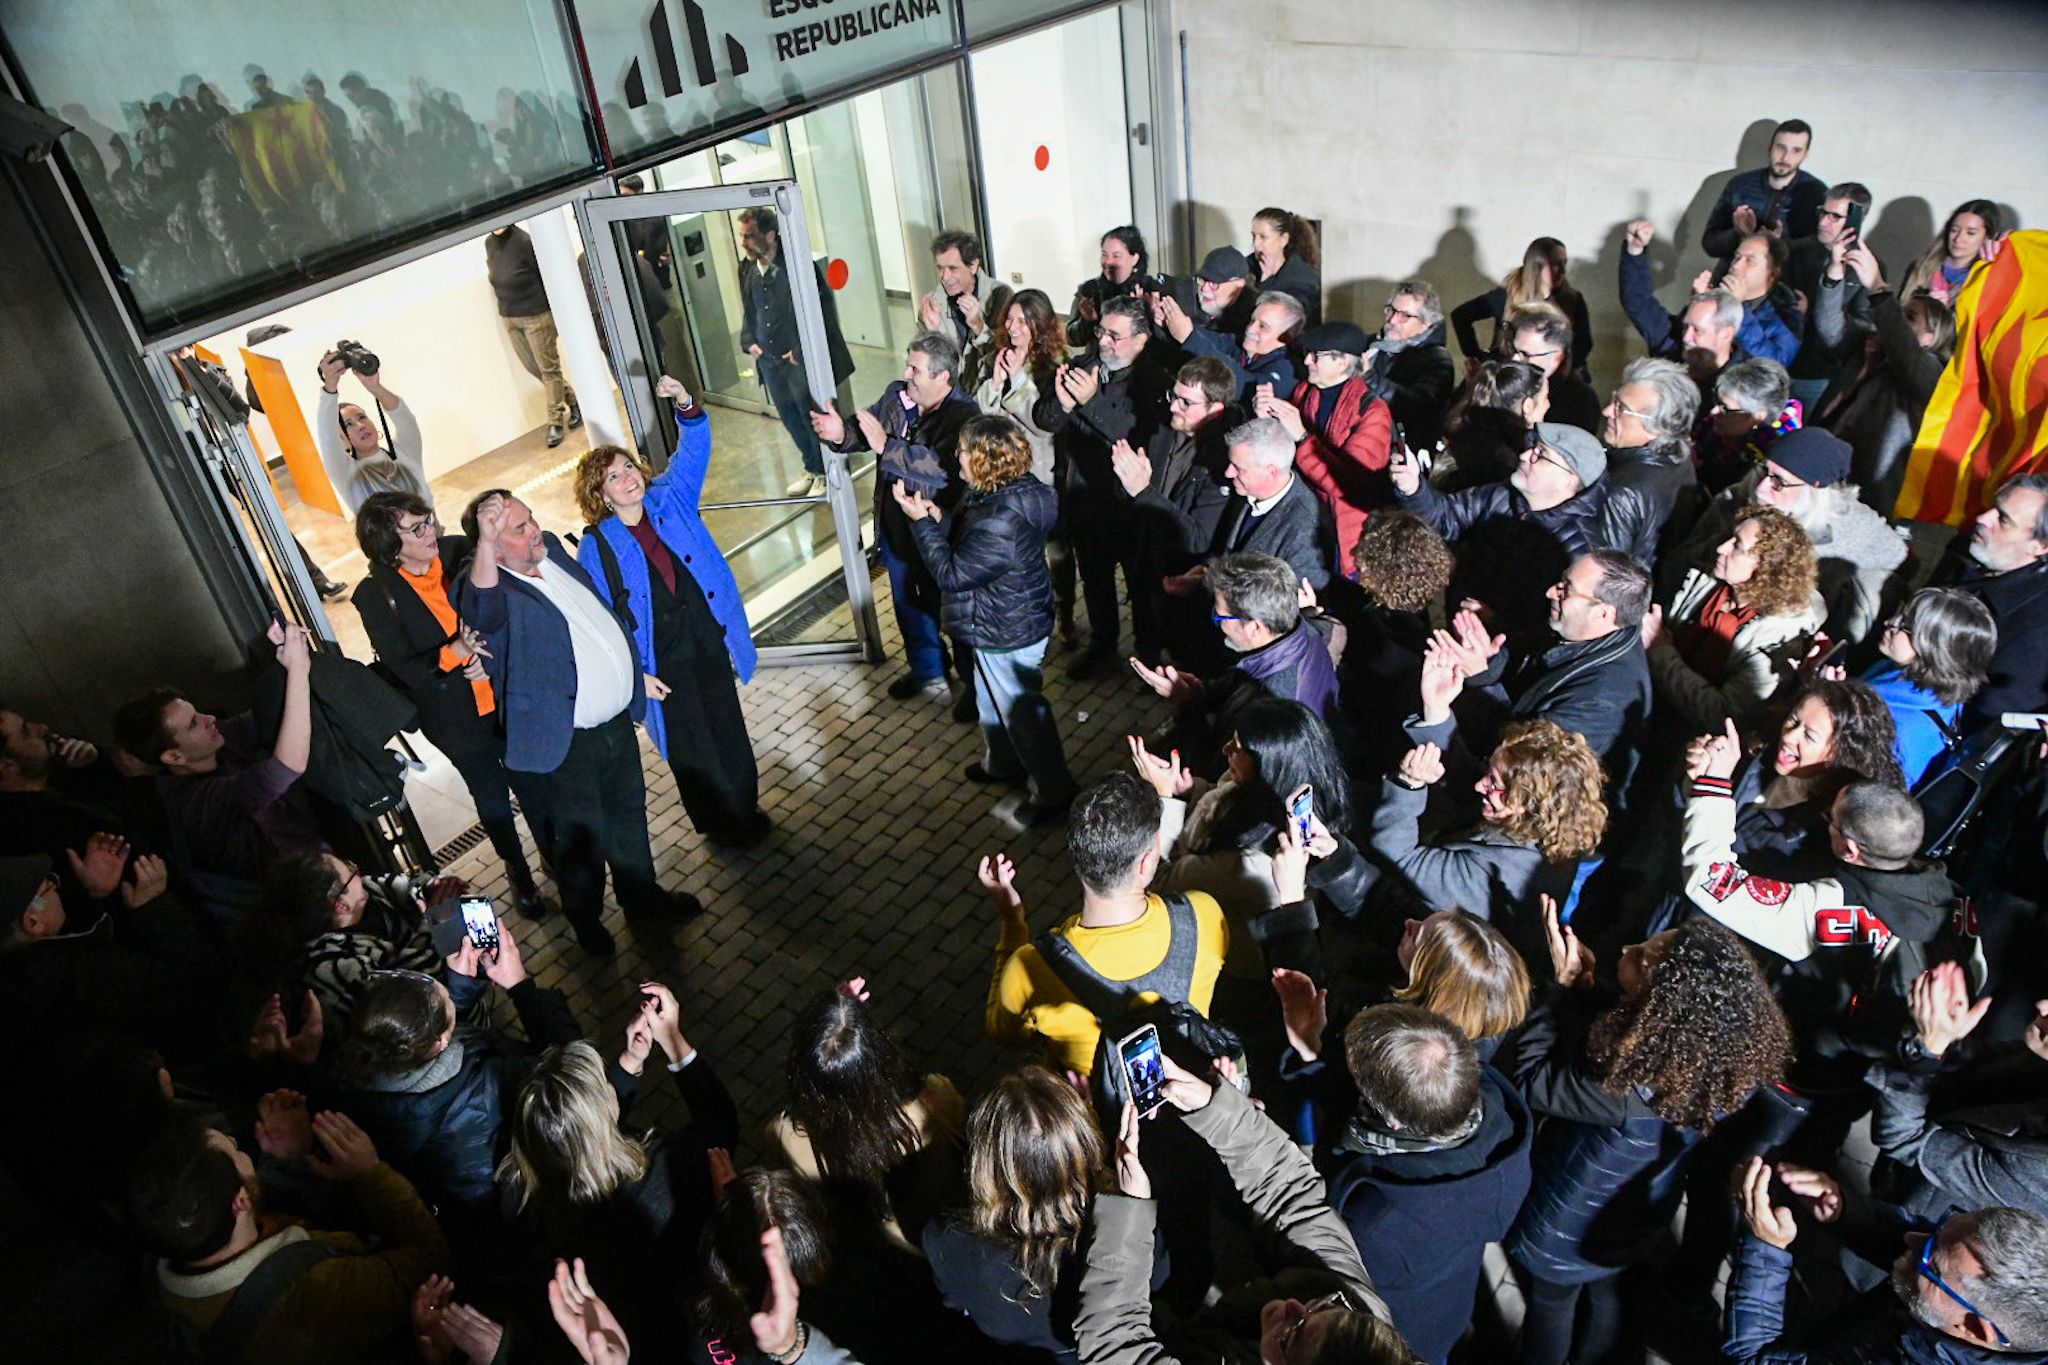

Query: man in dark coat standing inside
738 204 856 500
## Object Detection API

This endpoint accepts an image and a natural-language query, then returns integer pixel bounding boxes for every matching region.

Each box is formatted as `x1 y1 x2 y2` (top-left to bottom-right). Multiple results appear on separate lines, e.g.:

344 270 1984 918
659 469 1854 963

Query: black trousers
429 705 550 889
542 711 665 928
657 645 761 835
1070 513 1138 654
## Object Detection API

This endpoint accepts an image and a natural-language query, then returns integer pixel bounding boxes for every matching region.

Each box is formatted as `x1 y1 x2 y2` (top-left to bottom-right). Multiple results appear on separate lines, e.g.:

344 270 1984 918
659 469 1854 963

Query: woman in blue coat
1500 911 1792 1365
575 376 767 846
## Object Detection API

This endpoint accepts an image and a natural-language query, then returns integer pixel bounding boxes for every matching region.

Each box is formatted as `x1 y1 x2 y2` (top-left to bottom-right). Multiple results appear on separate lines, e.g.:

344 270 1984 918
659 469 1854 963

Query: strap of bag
1033 928 1131 1023
1033 892 1202 1021
586 524 639 634
206 1238 339 1362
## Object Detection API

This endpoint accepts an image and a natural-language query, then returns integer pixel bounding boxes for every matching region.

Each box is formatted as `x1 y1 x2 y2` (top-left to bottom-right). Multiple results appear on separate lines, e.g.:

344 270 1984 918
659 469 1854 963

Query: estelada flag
219 100 345 215
1896 229 2048 526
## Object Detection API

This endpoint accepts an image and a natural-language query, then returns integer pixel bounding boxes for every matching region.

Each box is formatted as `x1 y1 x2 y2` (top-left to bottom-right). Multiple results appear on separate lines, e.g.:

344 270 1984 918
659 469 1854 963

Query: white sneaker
785 472 815 496
807 473 829 498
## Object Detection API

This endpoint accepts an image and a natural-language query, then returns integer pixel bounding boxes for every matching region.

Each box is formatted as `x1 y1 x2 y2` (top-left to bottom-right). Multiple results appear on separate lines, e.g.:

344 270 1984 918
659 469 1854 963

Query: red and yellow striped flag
1896 229 2048 526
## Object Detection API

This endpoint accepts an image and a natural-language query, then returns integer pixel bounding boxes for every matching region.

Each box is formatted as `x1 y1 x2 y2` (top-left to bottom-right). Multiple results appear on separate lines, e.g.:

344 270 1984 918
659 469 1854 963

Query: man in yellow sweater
983 772 1229 1075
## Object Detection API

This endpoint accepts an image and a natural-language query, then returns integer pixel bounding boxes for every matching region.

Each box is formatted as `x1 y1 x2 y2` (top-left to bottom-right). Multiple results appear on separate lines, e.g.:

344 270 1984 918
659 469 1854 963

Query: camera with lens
334 339 380 376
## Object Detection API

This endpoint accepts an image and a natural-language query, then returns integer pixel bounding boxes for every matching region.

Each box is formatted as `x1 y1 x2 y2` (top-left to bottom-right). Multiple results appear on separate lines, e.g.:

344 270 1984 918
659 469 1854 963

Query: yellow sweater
985 892 1229 1075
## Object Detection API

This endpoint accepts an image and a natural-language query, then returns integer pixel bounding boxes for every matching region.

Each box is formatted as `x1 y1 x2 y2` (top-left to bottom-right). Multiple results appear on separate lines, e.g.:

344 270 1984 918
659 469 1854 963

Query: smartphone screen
1119 1025 1168 1117
459 896 500 955
1289 786 1315 845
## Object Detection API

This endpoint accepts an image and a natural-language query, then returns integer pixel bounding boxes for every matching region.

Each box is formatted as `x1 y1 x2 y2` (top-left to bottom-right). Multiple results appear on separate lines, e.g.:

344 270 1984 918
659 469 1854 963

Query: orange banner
1896 229 2048 525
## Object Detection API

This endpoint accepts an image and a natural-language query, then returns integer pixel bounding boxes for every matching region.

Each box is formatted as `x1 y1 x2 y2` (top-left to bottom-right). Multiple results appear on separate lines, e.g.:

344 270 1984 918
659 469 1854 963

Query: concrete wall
1175 0 2048 392
0 184 245 736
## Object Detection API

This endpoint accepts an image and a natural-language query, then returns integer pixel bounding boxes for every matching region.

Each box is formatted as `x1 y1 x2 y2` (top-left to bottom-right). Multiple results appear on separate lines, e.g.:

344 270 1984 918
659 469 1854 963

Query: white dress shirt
518 558 636 727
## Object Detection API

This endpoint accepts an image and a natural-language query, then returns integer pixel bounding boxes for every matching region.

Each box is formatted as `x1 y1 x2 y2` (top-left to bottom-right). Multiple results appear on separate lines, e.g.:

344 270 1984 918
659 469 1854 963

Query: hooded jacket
909 475 1058 650
1396 475 1612 651
1325 1067 1534 1362
1681 775 1960 1089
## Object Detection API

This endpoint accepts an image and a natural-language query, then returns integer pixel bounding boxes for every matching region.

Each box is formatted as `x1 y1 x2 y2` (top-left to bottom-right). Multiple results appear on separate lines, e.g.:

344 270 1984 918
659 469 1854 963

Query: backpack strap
1033 893 1203 1019
205 1237 339 1362
1032 927 1132 1023
584 523 639 634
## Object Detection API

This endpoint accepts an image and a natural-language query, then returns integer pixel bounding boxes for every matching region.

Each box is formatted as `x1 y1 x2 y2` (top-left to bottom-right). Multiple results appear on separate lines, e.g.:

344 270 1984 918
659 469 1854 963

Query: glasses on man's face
1610 397 1653 424
1553 576 1602 606
1101 327 1136 346
397 515 437 539
1211 612 1243 626
1279 1292 1354 1361
1524 445 1575 479
1916 1218 2011 1347
1383 304 1425 323
1819 208 1847 224
1762 469 1807 493
1169 392 1206 409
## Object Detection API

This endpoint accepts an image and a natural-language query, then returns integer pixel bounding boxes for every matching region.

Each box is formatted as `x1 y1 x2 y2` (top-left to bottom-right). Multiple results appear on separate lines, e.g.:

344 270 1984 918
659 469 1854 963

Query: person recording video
313 343 430 517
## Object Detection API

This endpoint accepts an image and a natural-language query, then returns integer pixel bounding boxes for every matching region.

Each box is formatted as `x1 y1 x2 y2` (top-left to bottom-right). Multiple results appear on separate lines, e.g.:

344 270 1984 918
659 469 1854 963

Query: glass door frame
576 181 884 666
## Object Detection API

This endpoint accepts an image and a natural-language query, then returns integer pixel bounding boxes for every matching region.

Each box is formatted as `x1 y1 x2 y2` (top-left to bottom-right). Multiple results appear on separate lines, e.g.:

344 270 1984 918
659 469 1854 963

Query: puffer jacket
909 476 1057 651
1396 475 1613 650
1498 992 1700 1285
1289 374 1394 576
338 974 579 1216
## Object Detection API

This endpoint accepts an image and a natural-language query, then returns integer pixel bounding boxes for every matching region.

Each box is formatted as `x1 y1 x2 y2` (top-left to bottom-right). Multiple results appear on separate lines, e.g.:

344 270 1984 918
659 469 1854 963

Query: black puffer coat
910 476 1058 650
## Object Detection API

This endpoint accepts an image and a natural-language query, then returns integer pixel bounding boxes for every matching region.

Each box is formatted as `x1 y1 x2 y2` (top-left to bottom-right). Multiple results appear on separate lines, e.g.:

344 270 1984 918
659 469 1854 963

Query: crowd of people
7 114 2048 1365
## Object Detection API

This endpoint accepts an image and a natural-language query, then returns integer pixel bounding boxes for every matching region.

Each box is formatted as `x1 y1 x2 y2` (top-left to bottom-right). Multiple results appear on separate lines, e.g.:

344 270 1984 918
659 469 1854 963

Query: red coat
1290 375 1394 576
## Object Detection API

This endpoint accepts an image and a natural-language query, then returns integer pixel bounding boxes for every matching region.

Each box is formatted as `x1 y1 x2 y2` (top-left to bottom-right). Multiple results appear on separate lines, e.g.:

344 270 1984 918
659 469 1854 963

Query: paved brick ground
447 578 1161 1139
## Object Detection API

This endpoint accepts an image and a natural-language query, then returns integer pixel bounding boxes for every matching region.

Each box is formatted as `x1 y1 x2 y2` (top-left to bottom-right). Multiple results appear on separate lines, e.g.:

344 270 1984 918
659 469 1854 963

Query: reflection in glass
9 0 600 332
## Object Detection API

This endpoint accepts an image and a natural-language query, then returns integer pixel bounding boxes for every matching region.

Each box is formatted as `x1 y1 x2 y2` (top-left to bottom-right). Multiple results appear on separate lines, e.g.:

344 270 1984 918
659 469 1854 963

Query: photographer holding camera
314 342 430 517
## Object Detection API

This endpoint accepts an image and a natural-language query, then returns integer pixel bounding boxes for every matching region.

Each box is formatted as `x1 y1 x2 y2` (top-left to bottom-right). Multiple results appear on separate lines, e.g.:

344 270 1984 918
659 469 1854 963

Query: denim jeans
973 636 1075 804
758 353 824 476
880 534 946 681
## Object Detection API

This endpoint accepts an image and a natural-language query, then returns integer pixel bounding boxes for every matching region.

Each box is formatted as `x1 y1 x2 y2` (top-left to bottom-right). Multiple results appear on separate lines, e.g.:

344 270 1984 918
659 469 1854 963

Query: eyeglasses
1211 612 1243 625
1610 396 1654 423
1383 304 1425 323
1523 444 1576 479
1553 576 1603 606
396 515 437 539
1100 327 1137 345
1279 1292 1355 1361
1916 1217 2010 1347
1762 469 1807 493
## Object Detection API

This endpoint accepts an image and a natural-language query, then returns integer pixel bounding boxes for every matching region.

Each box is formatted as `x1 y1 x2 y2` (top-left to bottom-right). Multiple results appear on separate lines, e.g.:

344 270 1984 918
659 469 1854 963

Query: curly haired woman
1360 718 1607 967
1645 505 1823 736
1501 912 1792 1365
1325 510 1455 775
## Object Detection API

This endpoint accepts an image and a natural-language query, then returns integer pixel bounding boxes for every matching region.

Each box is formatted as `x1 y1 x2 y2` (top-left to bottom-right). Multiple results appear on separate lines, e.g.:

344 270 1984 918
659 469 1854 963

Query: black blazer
1209 474 1337 590
351 536 491 747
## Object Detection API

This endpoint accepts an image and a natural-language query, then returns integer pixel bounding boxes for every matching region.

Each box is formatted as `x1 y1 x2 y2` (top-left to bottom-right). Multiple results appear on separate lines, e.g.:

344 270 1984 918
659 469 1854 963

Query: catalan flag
1896 230 2048 526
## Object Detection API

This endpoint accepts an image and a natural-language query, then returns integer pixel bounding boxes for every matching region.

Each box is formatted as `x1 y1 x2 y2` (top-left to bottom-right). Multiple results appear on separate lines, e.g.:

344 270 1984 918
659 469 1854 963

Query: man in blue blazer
459 490 697 957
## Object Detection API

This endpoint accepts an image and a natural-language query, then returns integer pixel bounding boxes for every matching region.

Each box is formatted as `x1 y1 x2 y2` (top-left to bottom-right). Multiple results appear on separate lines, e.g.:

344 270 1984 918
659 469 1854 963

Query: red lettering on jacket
1814 906 1891 948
